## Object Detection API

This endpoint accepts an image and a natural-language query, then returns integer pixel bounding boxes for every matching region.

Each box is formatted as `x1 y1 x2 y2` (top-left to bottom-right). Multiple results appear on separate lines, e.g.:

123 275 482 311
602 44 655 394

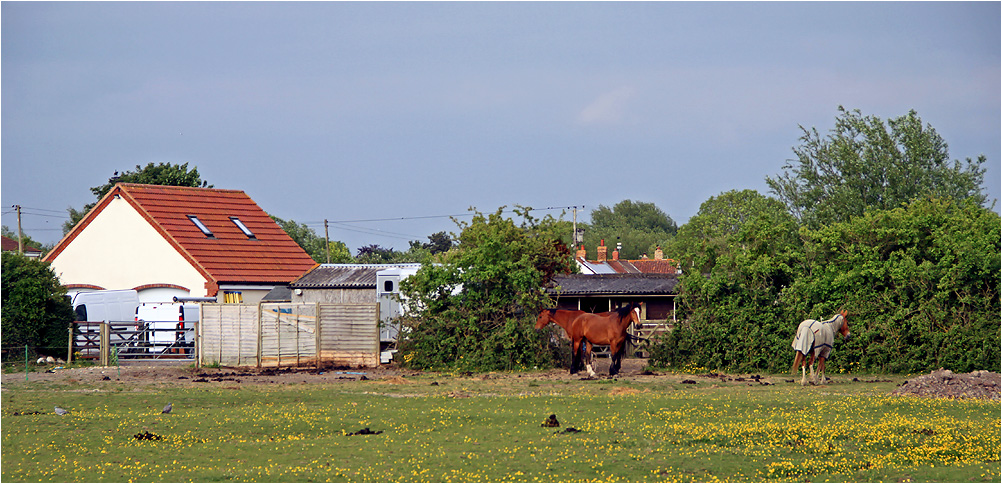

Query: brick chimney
654 246 664 260
597 239 607 262
576 245 587 260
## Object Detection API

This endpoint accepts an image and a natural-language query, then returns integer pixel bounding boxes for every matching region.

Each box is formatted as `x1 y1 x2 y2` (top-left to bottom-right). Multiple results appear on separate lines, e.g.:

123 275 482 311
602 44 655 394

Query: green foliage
767 106 989 228
787 198 1000 373
651 197 1000 374
64 162 211 234
666 189 794 274
583 200 678 259
398 207 575 371
649 202 801 372
1 253 74 354
271 216 353 264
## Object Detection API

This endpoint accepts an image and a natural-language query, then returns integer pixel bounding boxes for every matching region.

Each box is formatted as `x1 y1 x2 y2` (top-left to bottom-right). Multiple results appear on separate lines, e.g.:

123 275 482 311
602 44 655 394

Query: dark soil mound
890 369 1000 400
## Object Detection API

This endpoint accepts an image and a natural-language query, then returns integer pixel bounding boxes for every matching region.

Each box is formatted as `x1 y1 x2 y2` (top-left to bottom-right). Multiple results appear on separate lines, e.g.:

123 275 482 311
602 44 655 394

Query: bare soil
890 368 1001 400
5 359 999 401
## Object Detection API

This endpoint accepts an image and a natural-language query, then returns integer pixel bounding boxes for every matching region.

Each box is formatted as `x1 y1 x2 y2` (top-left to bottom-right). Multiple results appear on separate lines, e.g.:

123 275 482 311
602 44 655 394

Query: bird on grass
161 403 173 414
54 406 69 416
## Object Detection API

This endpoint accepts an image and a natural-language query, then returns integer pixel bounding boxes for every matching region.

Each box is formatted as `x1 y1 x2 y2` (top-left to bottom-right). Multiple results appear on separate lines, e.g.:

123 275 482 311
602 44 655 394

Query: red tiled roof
631 259 679 274
1 235 41 253
46 183 316 285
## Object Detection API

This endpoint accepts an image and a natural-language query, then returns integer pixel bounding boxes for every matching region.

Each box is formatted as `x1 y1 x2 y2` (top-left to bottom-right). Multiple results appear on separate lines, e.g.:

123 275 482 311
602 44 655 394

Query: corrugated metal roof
549 273 679 296
291 263 423 289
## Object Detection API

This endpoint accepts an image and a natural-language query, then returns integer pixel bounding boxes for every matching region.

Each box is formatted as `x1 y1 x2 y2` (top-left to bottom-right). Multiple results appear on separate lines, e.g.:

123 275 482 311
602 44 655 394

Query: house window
187 216 214 238
229 217 256 239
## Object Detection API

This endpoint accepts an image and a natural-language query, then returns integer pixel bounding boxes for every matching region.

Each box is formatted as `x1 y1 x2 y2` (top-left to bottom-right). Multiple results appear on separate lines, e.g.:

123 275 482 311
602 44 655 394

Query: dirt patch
890 369 1000 400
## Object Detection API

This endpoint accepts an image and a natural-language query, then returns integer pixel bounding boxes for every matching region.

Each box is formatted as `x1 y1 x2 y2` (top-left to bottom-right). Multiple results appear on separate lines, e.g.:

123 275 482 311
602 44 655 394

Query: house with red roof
43 183 317 303
2 235 43 258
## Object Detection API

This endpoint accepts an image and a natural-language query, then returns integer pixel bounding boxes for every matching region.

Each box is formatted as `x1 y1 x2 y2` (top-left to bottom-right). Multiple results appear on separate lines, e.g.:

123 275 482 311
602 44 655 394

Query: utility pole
15 205 23 254
571 205 584 247
324 219 331 264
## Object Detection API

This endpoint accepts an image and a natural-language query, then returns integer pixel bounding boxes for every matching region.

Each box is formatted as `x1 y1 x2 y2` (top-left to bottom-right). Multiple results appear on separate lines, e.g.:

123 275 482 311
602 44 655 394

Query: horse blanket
792 314 844 360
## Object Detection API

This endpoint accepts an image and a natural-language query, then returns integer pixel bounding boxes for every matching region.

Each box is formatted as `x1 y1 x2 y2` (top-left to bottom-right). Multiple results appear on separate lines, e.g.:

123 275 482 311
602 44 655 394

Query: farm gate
198 303 379 368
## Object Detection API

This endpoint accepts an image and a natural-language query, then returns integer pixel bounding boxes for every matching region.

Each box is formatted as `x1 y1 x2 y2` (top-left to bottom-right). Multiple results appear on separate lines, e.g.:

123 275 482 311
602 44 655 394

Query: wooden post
315 302 322 369
67 323 74 364
99 321 110 367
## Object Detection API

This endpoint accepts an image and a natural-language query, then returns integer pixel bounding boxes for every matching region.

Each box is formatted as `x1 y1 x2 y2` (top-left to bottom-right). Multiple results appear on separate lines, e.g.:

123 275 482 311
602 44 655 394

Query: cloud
576 86 636 125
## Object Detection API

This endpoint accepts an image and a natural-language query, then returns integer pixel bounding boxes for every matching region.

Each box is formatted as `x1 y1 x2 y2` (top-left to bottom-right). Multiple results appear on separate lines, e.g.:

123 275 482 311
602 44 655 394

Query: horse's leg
583 341 597 378
807 353 816 385
817 357 827 385
609 340 626 376
570 339 581 375
799 353 808 386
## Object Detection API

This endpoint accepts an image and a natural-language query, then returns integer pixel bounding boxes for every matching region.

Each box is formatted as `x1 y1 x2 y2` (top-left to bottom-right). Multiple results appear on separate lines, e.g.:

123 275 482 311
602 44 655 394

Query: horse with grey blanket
791 310 851 385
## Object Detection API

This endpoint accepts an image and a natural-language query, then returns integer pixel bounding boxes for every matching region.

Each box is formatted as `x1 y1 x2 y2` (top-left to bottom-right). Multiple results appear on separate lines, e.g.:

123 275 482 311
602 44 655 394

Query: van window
75 304 87 321
384 281 394 292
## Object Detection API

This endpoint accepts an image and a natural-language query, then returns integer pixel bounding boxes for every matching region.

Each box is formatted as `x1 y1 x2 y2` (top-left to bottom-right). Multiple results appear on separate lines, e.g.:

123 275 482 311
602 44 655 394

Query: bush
1 253 74 356
397 207 574 372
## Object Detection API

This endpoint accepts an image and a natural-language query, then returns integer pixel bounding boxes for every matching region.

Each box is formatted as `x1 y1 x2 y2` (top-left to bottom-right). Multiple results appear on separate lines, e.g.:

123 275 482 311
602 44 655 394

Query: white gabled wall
48 197 209 297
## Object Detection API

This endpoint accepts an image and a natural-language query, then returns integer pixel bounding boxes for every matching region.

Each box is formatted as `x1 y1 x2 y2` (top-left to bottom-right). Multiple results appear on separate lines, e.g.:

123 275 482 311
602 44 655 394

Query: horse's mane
613 303 636 318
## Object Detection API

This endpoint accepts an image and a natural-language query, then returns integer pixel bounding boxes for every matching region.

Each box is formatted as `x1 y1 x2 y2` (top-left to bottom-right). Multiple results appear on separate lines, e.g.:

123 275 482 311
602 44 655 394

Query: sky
2 1 999 254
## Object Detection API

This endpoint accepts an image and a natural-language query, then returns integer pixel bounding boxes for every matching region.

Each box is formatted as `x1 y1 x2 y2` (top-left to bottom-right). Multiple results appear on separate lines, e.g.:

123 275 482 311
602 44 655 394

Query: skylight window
230 217 256 239
187 215 214 238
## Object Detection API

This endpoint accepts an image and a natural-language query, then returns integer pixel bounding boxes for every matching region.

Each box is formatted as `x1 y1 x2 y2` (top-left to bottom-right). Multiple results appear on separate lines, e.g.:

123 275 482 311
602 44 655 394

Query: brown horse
534 308 590 374
535 304 641 377
791 310 851 385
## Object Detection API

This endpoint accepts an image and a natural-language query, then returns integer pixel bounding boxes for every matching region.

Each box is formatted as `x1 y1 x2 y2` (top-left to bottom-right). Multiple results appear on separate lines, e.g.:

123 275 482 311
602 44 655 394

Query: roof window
187 215 214 238
230 217 256 239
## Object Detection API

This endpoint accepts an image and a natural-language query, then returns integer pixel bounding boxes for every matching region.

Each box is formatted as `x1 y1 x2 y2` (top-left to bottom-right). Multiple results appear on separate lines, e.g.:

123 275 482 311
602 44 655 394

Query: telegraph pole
15 205 23 254
324 219 331 264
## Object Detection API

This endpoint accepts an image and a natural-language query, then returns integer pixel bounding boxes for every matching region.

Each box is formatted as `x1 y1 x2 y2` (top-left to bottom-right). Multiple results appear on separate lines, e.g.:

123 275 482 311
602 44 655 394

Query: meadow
1 370 999 482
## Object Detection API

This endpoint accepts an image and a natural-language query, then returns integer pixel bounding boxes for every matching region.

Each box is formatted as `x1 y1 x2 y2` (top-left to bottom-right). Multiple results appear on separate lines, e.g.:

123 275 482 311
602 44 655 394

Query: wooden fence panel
199 303 378 368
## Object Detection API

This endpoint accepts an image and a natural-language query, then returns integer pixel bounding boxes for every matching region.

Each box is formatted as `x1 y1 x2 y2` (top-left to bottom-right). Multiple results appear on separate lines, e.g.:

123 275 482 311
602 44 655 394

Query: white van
71 290 141 357
135 302 199 354
72 289 140 323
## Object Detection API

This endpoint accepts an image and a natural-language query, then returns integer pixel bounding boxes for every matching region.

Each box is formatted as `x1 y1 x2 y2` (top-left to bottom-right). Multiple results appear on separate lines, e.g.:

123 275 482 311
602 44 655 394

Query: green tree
649 198 801 372
1 253 74 355
583 200 678 260
786 198 1000 373
271 216 353 264
64 162 211 234
397 206 575 371
766 106 989 228
666 189 796 274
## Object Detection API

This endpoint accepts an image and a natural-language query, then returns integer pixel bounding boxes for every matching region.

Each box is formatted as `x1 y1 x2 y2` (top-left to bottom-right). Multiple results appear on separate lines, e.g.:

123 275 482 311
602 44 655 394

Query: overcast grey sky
3 2 999 253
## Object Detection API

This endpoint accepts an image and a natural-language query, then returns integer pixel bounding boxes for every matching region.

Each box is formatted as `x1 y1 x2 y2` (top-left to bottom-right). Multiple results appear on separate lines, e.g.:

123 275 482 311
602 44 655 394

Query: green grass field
2 371 999 482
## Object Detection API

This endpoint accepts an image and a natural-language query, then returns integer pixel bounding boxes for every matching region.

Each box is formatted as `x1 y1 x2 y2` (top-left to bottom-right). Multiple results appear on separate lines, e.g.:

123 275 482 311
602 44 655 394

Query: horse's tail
791 352 804 375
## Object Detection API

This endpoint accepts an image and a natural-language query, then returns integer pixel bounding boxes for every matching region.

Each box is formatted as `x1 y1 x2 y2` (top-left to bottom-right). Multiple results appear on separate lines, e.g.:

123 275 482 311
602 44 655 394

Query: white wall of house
48 197 209 297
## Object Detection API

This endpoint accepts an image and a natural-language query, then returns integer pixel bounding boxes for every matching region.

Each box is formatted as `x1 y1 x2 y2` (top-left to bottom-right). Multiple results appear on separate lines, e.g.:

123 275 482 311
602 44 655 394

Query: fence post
315 302 321 370
99 321 110 366
67 323 74 364
25 345 29 381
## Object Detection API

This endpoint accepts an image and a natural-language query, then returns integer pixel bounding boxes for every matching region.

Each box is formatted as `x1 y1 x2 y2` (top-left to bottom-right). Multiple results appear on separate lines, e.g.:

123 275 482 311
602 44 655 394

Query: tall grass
2 374 998 482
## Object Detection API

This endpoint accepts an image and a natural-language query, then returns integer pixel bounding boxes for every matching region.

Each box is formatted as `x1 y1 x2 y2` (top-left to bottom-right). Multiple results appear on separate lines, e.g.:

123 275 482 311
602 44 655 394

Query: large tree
667 189 796 274
583 200 678 260
2 253 75 355
766 106 989 228
64 162 211 234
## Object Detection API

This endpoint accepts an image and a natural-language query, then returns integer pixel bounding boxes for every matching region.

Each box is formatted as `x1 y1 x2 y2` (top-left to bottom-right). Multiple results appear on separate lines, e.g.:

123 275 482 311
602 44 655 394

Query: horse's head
837 309 851 340
534 308 556 330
